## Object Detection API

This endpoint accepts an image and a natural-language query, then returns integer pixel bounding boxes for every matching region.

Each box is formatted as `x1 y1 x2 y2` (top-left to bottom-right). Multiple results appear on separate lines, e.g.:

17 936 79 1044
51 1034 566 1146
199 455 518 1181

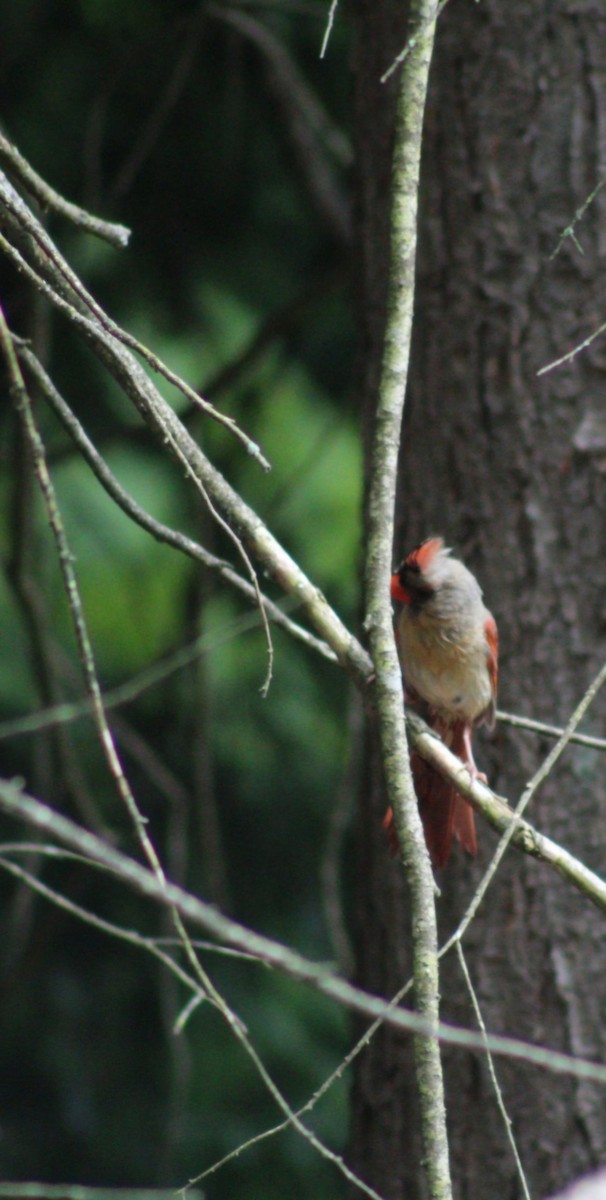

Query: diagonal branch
0 129 131 247
4 778 606 1087
407 703 606 916
0 170 270 470
497 709 606 753
19 343 337 662
0 213 369 683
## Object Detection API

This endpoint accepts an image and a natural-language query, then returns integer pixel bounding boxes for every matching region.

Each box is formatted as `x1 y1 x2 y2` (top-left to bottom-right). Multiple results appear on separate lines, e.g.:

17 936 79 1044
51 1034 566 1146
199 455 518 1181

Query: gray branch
3 778 606 1087
363 1 450 1196
0 129 130 247
0 179 368 682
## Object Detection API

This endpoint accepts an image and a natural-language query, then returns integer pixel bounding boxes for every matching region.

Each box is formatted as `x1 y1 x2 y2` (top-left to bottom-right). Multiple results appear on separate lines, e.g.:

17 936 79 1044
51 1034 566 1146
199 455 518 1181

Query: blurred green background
0 2 361 1195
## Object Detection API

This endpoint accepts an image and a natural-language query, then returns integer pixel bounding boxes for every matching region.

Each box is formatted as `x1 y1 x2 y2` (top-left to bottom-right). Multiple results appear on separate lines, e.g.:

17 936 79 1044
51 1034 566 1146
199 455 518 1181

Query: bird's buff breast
399 613 491 724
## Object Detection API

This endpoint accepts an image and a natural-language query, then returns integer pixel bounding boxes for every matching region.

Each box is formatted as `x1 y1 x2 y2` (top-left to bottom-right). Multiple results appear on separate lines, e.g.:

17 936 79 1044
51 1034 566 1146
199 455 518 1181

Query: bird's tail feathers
413 718 477 869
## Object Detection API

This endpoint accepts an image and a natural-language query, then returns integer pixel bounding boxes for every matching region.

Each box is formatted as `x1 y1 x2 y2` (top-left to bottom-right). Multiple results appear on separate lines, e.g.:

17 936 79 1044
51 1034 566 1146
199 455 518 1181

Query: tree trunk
351 2 606 1198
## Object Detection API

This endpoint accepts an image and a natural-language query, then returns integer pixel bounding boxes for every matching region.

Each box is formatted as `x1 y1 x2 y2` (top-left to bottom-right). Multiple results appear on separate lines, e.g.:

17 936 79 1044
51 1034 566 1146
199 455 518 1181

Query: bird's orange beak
390 572 411 604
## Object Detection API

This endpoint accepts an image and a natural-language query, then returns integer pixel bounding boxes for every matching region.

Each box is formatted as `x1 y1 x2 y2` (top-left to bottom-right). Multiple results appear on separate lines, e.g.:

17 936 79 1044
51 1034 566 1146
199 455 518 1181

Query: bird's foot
462 726 487 784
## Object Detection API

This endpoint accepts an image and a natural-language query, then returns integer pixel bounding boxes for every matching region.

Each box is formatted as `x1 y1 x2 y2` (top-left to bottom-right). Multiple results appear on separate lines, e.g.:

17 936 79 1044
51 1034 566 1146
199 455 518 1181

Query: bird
385 536 498 869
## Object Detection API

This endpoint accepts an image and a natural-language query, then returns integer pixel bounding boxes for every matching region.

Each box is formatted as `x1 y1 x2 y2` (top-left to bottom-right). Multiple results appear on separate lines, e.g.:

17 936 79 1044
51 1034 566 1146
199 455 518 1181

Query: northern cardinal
385 536 498 869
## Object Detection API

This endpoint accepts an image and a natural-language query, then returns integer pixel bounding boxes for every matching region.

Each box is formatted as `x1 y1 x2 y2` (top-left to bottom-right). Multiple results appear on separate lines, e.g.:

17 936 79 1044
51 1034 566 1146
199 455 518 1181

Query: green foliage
0 1 357 1197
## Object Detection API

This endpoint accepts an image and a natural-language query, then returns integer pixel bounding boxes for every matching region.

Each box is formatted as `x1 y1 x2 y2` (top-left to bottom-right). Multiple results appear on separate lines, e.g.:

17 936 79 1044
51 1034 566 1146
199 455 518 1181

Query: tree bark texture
351 3 606 1199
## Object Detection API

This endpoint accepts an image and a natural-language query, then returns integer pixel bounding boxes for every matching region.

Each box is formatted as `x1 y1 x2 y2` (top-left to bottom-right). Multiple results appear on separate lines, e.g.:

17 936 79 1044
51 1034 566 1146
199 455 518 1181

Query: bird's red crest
391 537 445 603
405 537 444 573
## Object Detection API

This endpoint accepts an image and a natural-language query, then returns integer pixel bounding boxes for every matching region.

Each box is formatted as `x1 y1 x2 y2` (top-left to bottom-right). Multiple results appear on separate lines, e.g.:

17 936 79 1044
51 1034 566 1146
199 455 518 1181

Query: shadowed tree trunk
350 2 606 1198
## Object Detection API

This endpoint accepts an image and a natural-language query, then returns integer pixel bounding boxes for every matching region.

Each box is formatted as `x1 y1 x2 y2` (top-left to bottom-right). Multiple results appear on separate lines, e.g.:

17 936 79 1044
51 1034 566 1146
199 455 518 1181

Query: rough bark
351 2 606 1198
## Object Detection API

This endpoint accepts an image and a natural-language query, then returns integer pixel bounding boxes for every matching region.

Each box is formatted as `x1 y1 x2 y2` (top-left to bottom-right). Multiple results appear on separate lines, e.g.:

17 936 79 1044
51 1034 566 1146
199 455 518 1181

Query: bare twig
0 1187 201 1199
4 779 606 1085
0 170 271 470
193 973 414 1184
538 318 606 376
320 0 340 58
0 853 204 998
3 418 109 834
456 944 532 1200
0 222 368 682
0 852 379 1200
0 129 131 247
549 176 606 260
176 958 386 1200
438 662 606 947
380 0 451 83
0 608 311 742
0 214 275 688
497 709 606 752
16 341 334 665
0 309 167 875
0 308 229 1053
406 679 606 927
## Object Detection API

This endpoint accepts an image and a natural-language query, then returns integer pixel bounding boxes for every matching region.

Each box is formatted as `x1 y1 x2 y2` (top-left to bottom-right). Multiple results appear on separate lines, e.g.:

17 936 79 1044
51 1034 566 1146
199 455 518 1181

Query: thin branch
0 228 367 682
0 309 166 876
0 832 380 1191
319 0 339 58
537 317 606 376
0 609 297 742
0 170 271 470
515 661 606 814
0 310 231 1058
17 341 334 665
1 853 379 1194
0 853 204 999
157 420 275 696
364 0 450 1196
0 221 275 691
407 682 606 924
549 176 606 260
0 221 363 681
194 973 414 1184
0 1188 201 1200
439 662 606 941
3 421 110 833
4 779 606 1085
183 1039 386 1200
0 129 131 247
380 0 451 83
456 944 532 1200
0 860 379 1200
174 954 386 1200
497 709 606 753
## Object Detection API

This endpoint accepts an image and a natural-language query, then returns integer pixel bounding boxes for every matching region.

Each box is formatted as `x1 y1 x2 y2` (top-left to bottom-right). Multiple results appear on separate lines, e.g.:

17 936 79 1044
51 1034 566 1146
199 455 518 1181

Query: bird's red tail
384 719 477 869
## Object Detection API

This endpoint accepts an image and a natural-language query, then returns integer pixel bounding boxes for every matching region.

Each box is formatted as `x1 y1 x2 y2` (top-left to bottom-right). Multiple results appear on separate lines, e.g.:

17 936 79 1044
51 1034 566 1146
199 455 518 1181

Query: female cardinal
386 536 498 869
